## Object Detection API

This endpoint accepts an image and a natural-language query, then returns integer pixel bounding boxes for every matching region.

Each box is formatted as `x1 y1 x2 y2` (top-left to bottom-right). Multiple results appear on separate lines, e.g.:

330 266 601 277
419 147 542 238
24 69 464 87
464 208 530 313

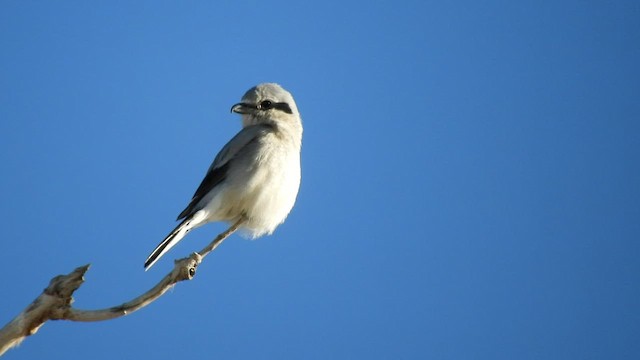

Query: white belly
202 135 301 238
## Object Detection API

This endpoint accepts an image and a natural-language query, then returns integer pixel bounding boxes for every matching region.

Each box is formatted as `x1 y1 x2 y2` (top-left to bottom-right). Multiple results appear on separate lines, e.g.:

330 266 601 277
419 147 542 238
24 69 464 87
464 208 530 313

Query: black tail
144 215 193 270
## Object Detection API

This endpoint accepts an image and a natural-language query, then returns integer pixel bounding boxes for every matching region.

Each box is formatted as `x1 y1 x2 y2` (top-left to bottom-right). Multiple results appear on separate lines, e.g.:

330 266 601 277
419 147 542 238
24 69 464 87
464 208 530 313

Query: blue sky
1 1 638 359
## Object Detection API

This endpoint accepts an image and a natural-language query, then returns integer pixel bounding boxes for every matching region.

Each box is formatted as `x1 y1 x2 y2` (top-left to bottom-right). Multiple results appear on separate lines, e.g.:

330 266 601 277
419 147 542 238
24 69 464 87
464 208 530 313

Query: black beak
230 102 255 114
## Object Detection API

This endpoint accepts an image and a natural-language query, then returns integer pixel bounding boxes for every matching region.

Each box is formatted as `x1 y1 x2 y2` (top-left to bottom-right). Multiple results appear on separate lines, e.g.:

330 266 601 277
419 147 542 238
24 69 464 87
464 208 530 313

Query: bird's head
231 83 301 132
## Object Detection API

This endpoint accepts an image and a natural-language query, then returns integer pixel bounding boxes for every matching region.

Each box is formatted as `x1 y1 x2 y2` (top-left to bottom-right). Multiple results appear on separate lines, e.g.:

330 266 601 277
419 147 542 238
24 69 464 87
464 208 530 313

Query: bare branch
59 255 201 322
0 217 245 356
0 265 89 355
196 216 245 260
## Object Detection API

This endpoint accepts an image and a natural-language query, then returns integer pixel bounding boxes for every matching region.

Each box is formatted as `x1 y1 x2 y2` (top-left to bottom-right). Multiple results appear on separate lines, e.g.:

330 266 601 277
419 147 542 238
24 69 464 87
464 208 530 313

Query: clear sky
1 1 638 359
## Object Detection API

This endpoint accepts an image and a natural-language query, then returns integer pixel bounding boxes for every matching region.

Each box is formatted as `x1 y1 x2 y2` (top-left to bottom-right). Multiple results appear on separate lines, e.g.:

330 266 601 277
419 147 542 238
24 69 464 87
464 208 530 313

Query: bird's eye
259 100 273 110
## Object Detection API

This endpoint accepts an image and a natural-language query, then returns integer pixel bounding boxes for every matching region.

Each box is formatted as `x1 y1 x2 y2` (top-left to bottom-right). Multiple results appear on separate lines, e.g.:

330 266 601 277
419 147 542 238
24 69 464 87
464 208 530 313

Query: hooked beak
230 102 255 114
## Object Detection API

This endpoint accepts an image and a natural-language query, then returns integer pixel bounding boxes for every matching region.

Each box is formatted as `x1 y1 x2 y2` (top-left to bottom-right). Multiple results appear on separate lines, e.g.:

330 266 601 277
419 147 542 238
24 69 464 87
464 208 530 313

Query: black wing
176 161 230 220
174 124 273 220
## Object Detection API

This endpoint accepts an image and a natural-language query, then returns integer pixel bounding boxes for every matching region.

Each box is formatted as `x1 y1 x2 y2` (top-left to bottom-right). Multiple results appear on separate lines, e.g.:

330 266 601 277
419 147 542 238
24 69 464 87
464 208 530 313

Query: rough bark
0 218 244 356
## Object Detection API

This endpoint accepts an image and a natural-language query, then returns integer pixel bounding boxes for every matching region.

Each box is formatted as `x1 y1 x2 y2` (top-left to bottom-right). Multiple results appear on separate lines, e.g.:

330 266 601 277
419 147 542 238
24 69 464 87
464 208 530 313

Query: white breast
204 130 301 238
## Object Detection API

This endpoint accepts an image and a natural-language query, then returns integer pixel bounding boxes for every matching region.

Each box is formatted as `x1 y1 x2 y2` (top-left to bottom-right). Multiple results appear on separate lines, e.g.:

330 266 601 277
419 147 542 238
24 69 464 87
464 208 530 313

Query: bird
144 83 302 270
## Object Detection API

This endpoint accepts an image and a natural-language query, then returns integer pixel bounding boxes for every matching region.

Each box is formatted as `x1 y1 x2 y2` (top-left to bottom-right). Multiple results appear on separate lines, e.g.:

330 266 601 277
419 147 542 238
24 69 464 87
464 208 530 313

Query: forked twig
0 217 245 356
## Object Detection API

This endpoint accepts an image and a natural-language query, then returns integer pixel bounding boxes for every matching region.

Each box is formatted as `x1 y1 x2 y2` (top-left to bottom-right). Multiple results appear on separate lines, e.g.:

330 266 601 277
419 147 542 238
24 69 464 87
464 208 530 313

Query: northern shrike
144 83 302 270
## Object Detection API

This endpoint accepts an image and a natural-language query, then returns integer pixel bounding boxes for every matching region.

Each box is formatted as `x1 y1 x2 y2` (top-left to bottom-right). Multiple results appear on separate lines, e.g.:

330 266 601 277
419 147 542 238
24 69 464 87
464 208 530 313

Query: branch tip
0 223 241 356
